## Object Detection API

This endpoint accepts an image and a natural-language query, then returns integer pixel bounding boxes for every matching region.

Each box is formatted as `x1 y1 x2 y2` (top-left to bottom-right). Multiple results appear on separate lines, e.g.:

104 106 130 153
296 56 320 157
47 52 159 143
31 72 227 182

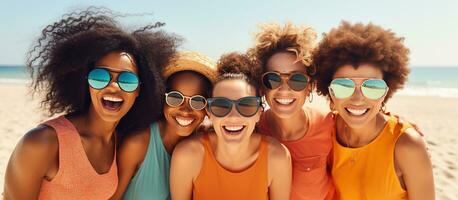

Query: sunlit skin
4 51 139 199
331 64 435 200
263 52 313 141
170 79 292 200
111 71 208 199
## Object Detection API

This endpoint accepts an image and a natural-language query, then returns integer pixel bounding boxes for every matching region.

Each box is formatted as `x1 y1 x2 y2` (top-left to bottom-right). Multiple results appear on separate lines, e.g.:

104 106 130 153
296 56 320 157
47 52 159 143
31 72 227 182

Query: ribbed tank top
332 115 411 200
257 108 335 200
38 115 118 200
123 122 171 200
192 134 269 200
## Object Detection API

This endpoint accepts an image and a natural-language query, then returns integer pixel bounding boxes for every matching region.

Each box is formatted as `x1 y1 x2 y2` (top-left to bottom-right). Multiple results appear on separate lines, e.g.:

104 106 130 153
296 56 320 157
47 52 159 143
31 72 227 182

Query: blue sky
1 0 457 66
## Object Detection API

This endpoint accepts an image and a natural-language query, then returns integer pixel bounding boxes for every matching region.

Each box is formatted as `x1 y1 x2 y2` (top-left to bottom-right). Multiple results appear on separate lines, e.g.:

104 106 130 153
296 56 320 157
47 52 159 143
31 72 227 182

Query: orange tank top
332 115 411 200
258 107 335 200
38 115 118 200
193 134 269 200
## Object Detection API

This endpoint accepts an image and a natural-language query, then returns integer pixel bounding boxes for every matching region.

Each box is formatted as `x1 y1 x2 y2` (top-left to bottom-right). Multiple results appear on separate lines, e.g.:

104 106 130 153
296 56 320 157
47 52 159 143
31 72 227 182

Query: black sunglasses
261 71 309 91
207 96 261 117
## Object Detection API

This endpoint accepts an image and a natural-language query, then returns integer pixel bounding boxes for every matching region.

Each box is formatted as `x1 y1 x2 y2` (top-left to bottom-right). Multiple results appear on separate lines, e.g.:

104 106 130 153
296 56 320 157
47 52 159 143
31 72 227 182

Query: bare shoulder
396 128 428 153
395 128 430 168
9 125 59 172
18 125 59 156
170 134 206 180
173 134 206 158
264 135 291 162
118 127 151 164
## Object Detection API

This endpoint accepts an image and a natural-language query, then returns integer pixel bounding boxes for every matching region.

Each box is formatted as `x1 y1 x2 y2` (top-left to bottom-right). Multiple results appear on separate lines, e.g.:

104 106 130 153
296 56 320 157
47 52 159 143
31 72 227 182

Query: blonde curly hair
248 22 317 75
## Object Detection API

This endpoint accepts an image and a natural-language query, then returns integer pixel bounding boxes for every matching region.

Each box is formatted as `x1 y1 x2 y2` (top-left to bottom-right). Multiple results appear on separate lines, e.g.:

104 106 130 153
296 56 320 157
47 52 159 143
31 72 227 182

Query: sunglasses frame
328 78 389 100
165 90 207 110
207 96 262 118
87 67 140 93
261 71 309 91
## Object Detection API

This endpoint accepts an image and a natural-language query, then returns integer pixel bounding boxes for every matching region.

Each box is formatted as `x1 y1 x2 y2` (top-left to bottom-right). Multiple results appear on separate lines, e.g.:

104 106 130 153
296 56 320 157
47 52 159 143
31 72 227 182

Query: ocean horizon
1 65 458 98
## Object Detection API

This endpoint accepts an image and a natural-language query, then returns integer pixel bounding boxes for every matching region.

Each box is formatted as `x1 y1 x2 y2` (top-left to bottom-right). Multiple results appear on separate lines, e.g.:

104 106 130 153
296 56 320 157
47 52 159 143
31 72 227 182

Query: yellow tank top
332 115 411 200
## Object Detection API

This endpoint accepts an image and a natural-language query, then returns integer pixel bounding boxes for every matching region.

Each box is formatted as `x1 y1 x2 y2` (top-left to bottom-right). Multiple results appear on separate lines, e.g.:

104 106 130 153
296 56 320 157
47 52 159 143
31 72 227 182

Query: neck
159 120 187 154
214 134 254 162
74 109 118 143
336 113 385 148
268 109 308 140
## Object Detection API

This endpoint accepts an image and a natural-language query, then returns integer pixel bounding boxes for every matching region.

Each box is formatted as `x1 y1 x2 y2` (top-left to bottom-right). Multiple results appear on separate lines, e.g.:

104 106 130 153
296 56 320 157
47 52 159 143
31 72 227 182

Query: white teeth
346 108 368 116
175 117 194 126
224 125 244 132
103 96 123 102
275 98 294 105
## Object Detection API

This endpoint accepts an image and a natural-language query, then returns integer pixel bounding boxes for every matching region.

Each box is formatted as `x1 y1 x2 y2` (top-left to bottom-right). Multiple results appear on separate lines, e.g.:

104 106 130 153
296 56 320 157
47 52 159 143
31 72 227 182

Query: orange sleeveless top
258 107 335 200
193 134 269 200
332 115 411 200
38 116 118 200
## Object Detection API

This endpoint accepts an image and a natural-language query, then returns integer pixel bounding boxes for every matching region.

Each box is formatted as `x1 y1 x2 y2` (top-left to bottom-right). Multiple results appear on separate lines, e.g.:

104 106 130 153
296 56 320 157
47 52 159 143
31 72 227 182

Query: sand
1 84 457 199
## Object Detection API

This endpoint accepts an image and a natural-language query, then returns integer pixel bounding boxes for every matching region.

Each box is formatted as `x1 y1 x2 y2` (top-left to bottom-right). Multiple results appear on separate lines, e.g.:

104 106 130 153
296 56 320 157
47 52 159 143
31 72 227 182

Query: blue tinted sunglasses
87 67 140 92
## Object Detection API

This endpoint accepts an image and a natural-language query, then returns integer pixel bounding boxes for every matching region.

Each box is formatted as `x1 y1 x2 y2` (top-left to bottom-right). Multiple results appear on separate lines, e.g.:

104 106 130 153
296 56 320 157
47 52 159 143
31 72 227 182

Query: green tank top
123 122 171 200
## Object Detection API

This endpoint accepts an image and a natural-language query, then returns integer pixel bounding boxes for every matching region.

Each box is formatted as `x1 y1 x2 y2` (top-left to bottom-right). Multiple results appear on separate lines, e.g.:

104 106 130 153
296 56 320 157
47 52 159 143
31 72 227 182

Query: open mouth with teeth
345 107 370 116
274 98 295 106
101 96 124 111
175 116 195 127
222 125 245 135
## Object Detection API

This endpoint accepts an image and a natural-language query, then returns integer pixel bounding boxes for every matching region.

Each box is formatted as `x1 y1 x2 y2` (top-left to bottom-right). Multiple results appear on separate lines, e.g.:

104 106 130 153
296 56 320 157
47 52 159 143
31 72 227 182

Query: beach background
1 66 457 199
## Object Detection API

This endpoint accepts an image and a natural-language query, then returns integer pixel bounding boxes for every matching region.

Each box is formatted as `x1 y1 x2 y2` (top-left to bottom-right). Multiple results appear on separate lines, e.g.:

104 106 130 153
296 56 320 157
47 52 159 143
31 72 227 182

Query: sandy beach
1 83 457 199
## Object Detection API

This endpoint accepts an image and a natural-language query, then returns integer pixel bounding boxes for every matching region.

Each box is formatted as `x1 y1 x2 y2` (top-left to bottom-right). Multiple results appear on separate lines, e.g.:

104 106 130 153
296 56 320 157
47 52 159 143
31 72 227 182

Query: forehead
212 79 256 100
169 71 208 96
333 64 384 79
265 52 306 73
95 51 138 73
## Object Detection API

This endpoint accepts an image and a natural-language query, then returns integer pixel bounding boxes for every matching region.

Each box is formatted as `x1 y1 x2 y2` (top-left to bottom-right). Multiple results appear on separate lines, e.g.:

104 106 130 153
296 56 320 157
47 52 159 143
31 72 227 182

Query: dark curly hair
27 7 181 134
247 22 317 77
313 21 410 101
215 52 262 96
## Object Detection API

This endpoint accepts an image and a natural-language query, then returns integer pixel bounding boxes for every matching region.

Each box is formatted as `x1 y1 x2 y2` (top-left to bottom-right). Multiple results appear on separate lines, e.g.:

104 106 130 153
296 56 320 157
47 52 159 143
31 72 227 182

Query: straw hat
162 51 217 84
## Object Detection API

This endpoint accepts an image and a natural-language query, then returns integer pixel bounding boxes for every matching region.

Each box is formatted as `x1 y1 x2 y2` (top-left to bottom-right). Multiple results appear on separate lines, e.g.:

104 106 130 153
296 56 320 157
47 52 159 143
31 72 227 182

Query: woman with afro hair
313 21 434 199
4 7 180 199
249 23 336 200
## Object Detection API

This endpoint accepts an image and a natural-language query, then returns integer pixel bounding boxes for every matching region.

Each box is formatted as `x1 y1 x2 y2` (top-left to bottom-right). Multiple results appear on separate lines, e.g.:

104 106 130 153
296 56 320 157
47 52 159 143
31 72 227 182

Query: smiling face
330 64 387 129
88 51 139 123
264 52 311 118
163 71 208 137
209 79 261 143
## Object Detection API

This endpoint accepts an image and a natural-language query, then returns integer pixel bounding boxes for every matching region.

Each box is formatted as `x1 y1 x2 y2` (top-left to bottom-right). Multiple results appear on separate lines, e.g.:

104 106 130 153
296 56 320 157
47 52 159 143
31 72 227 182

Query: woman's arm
267 138 292 200
110 129 149 200
169 138 204 200
395 128 435 200
4 126 58 200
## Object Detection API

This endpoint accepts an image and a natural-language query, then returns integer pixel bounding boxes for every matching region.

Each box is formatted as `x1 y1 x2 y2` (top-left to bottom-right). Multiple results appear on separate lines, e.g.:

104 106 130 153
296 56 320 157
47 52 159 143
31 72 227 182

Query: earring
329 101 336 112
308 92 313 103
381 102 387 113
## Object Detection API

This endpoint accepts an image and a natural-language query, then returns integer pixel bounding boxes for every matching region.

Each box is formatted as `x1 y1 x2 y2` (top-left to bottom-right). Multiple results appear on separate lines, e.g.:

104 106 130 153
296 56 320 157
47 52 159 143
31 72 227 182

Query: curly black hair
313 21 410 102
215 52 262 96
27 7 181 134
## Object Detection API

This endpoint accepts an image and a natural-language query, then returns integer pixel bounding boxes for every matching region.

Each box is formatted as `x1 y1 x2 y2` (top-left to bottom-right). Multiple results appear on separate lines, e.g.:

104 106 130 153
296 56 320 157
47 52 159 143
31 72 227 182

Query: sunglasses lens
166 91 184 107
288 74 308 91
262 73 282 90
209 98 232 117
330 79 355 99
88 68 110 89
190 96 207 110
118 72 139 92
362 79 388 100
237 97 260 117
